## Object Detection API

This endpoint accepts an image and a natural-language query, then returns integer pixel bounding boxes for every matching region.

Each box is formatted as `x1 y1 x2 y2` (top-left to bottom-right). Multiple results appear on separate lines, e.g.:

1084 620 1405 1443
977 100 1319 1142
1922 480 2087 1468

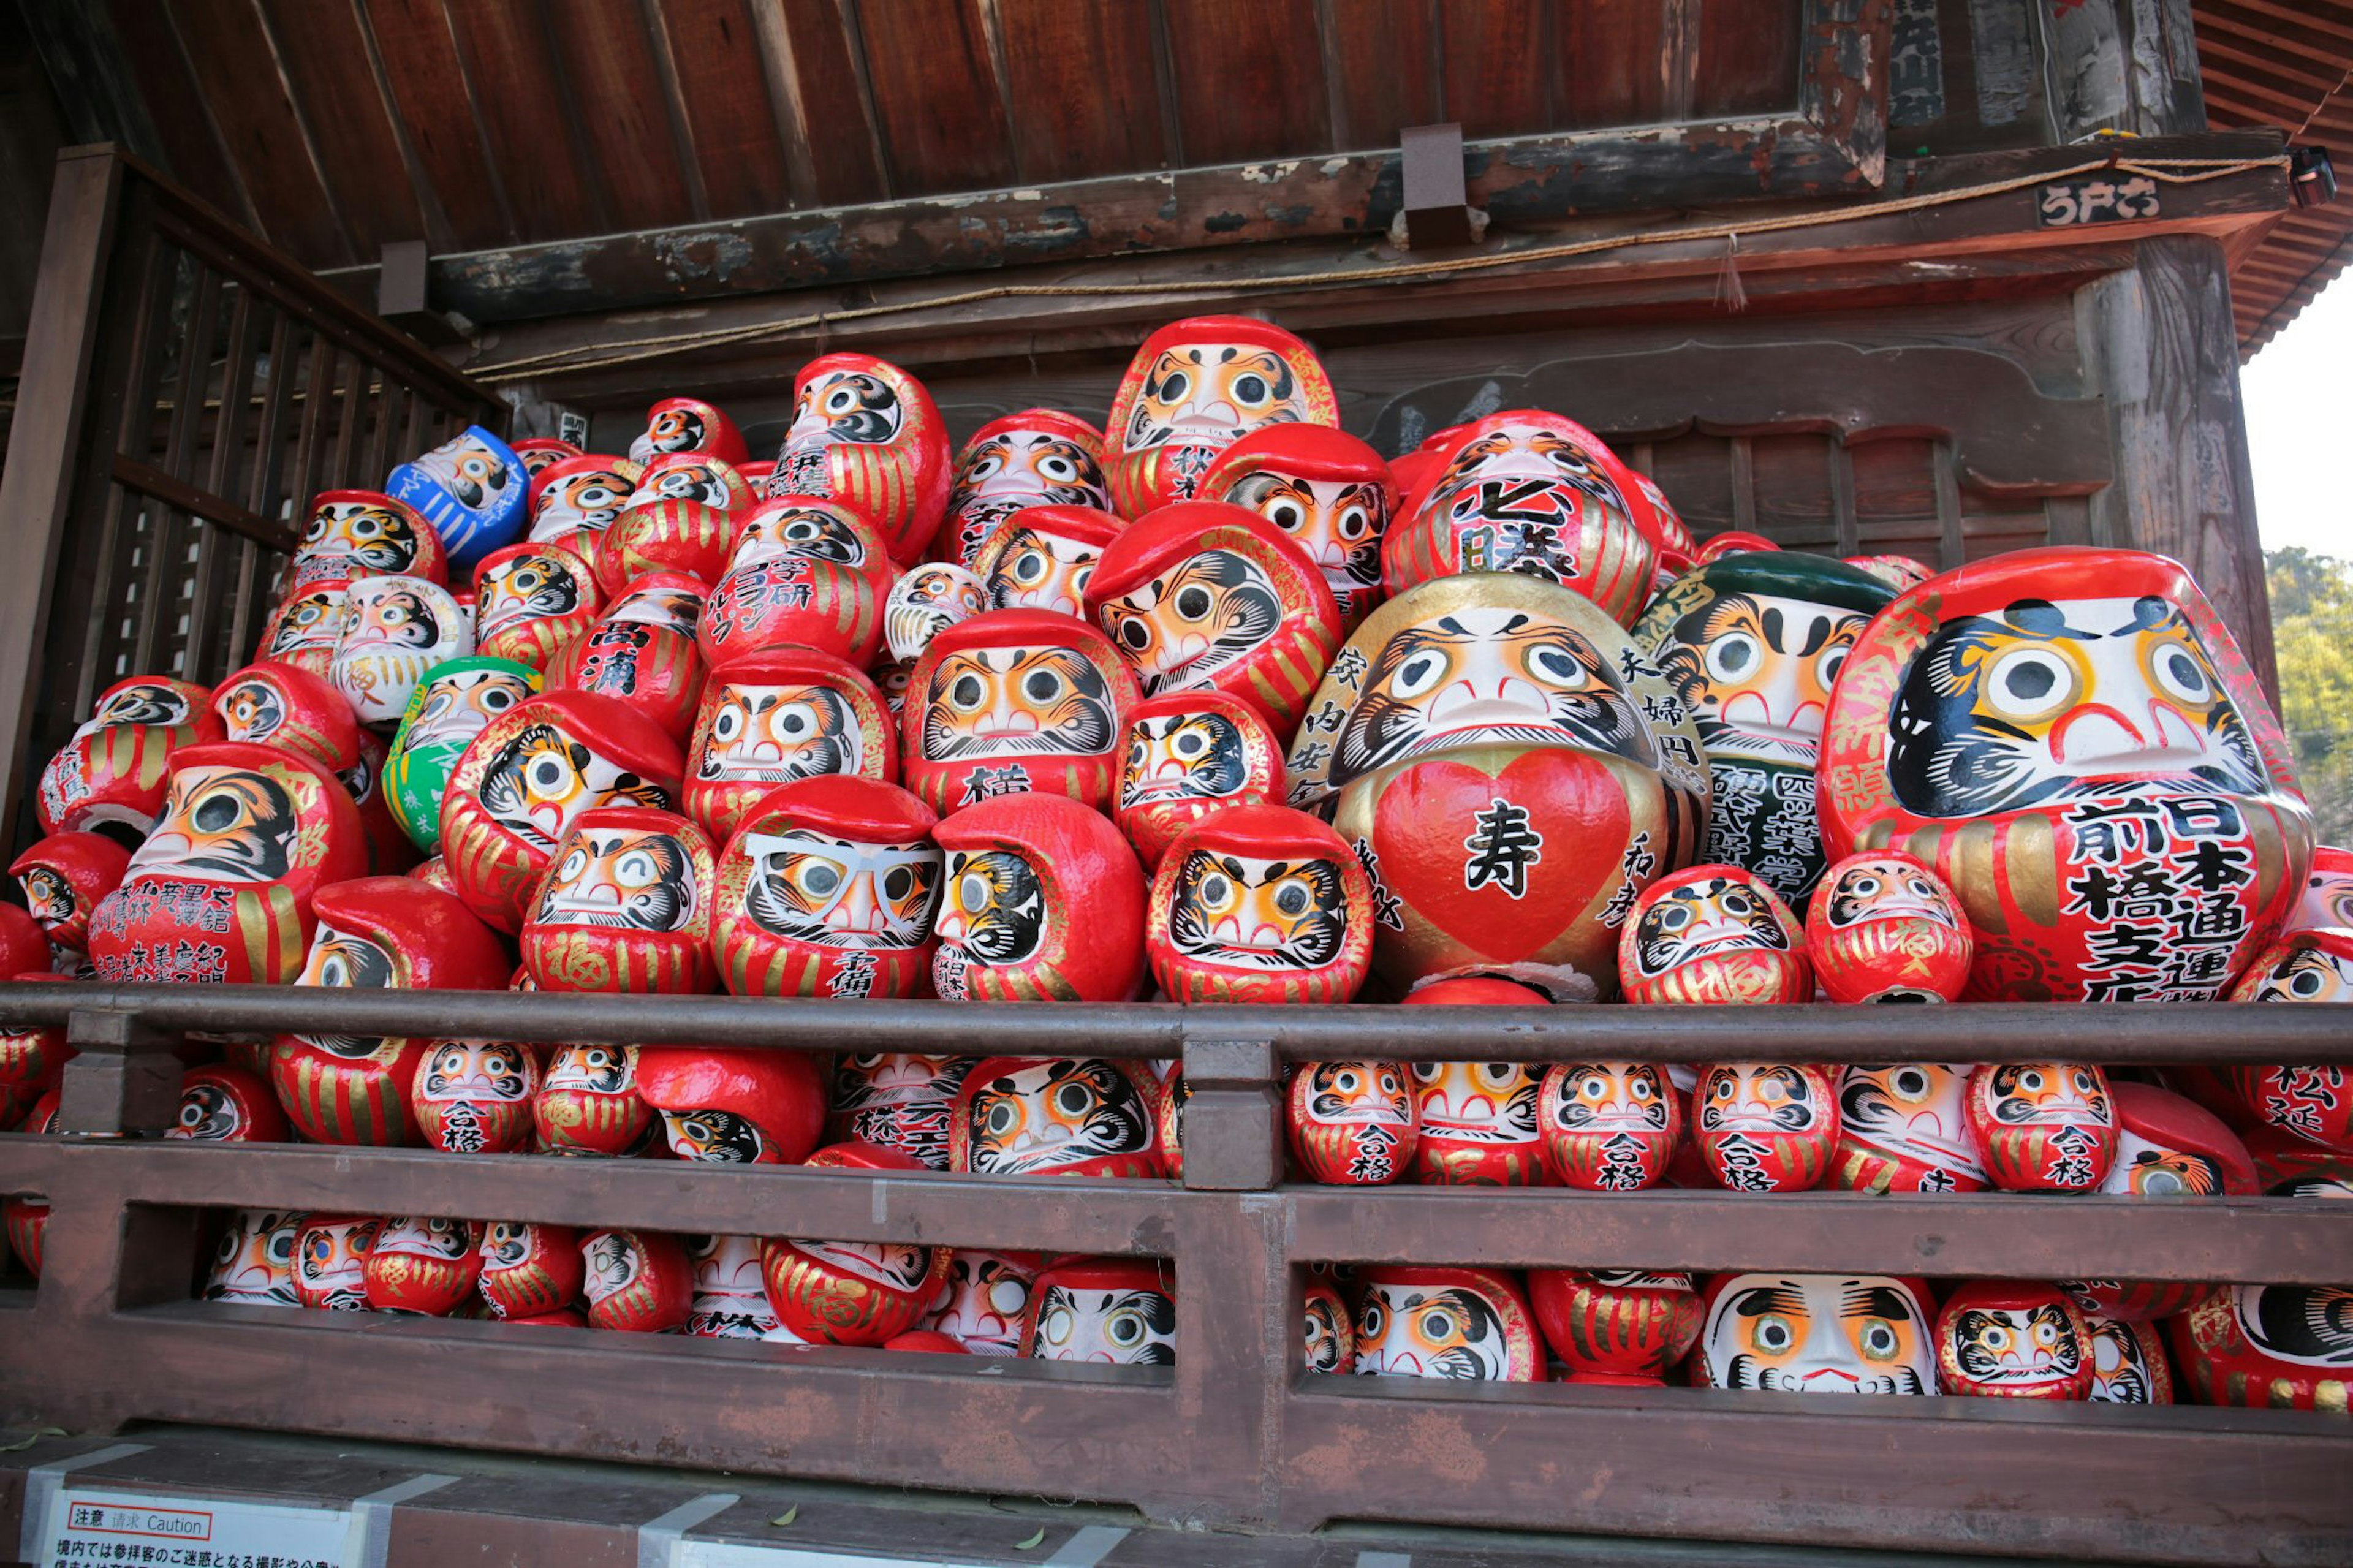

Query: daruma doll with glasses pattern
901 610 1140 817
1382 411 1664 627
1115 691 1286 873
521 805 716 994
89 742 367 986
766 353 952 564
1634 552 1896 913
684 646 894 843
1146 803 1372 1003
631 396 749 468
931 793 1145 1003
268 876 509 1145
439 691 684 933
1202 423 1397 632
1102 316 1339 518
1087 502 1341 734
39 676 224 836
941 409 1109 570
700 498 895 668
1696 1272 1938 1396
713 776 941 1001
1819 547 2311 1002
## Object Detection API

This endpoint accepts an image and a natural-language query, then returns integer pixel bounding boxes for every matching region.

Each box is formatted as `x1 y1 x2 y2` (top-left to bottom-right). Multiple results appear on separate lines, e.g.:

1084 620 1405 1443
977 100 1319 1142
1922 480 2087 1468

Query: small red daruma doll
883 563 984 664
89 742 368 985
521 805 716 994
767 353 953 563
2284 844 2353 937
941 409 1110 569
931 793 1146 1002
547 573 709 743
1620 865 1809 1006
582 1229 693 1333
1694 1062 1840 1192
1201 424 1396 631
712 776 941 1001
409 1039 540 1154
920 1249 1042 1354
1401 975 1552 1186
168 1063 288 1143
2086 1314 2176 1404
38 675 224 835
827 1055 971 1168
1286 1061 1417 1185
12 831 130 956
534 1043 654 1156
637 1045 827 1164
478 1221 585 1318
1827 1063 1988 1194
630 451 755 517
684 647 894 843
1304 1276 1355 1373
1146 803 1373 1004
595 497 734 596
1086 503 1341 733
1353 1265 1541 1382
762 1142 950 1346
0 1008 71 1131
529 455 643 555
1934 1281 2094 1399
255 578 354 677
700 498 893 668
1968 1062 2117 1191
950 1057 1167 1178
203 1210 302 1307
685 1233 778 1339
1807 852 1973 1004
971 505 1122 620
363 1216 483 1316
901 609 1139 816
1536 1061 1681 1191
439 691 684 932
1023 1257 1178 1366
2225 930 2353 1156
1102 316 1340 517
284 490 447 594
1115 691 1284 873
1528 1269 1703 1386
472 542 602 672
631 395 749 467
269 876 510 1146
512 436 583 478
292 1214 380 1310
2059 1082 2258 1322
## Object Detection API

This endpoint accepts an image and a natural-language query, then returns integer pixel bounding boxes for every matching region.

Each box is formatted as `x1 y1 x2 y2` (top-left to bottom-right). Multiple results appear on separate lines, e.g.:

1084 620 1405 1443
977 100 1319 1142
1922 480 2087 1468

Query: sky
2245 275 2353 559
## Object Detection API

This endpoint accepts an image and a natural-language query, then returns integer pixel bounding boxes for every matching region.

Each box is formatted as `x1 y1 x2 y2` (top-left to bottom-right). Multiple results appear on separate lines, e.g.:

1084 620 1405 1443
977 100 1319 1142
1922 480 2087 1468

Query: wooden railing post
0 146 124 837
1177 1036 1282 1191
55 1007 179 1138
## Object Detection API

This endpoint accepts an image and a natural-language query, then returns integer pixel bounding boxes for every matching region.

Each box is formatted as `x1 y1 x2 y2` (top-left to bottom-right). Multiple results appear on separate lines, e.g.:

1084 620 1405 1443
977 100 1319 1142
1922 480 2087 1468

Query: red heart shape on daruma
1347 745 1648 985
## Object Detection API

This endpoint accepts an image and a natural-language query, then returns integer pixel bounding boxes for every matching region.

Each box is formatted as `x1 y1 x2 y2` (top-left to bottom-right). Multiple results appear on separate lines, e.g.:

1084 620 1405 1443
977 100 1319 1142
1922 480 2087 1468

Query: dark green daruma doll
1634 552 1896 914
384 655 542 852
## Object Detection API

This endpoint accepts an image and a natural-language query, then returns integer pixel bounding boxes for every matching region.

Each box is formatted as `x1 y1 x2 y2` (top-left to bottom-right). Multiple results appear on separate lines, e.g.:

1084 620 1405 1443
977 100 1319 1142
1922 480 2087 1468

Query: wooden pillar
2041 0 2206 140
2081 233 2276 695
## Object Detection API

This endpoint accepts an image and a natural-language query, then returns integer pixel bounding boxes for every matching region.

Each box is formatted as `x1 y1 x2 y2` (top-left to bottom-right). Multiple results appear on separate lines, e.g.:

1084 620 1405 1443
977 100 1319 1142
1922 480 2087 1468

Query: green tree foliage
2267 548 2353 843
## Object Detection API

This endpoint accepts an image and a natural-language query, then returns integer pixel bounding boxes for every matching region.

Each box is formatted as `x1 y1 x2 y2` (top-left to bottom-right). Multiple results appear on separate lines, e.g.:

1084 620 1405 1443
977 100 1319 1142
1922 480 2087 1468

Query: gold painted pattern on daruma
233 885 306 985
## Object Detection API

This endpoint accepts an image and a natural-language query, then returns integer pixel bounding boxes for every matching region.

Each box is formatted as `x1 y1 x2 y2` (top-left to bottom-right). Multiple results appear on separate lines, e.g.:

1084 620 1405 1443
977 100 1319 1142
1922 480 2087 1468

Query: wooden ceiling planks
994 0 1168 183
1556 0 1671 129
1439 0 1553 140
648 0 800 219
853 0 1017 196
260 0 431 257
1325 0 1443 153
1693 0 1802 119
548 0 698 232
1161 0 1332 165
100 0 255 233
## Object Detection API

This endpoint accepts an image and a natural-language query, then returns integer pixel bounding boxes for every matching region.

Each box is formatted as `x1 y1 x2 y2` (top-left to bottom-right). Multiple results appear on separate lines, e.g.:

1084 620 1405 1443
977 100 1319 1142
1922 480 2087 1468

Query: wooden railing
0 146 504 846
0 984 2348 1567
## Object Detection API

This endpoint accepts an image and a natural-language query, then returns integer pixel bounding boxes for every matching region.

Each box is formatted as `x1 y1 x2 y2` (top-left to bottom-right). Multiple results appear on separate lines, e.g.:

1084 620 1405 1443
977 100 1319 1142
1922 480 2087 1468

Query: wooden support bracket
1400 123 1477 249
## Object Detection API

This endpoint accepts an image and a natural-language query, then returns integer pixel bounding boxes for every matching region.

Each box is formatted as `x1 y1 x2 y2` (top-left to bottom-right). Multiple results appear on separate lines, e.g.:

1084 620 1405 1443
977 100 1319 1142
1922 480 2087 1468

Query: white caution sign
39 1487 354 1567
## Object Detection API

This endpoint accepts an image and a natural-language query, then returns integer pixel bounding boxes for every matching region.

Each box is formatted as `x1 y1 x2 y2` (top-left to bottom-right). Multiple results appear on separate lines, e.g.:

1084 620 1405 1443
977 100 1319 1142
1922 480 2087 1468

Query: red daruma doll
1115 691 1285 873
900 608 1139 817
292 1215 379 1310
700 498 893 669
582 1230 692 1333
951 1058 1167 1178
1101 316 1340 517
971 504 1121 619
477 1222 583 1318
631 396 749 467
765 353 952 564
1401 975 1550 1186
711 776 942 1001
521 805 717 994
941 409 1109 569
534 1044 654 1157
1967 1062 2118 1191
762 1142 949 1346
2059 1082 2257 1321
1529 1269 1702 1386
1807 852 1973 1004
1146 803 1373 1004
364 1217 483 1316
169 1064 288 1143
269 876 510 1145
683 646 895 843
89 742 368 985
1201 423 1396 631
2224 929 2353 1156
410 1039 540 1154
1620 865 1811 1006
472 542 602 672
1287 1061 1417 1185
1352 1265 1541 1382
12 831 130 958
931 793 1145 1002
39 675 223 836
1537 1061 1681 1191
547 573 709 744
1934 1281 2094 1400
1024 1258 1178 1365
636 1046 825 1164
1694 1062 1840 1193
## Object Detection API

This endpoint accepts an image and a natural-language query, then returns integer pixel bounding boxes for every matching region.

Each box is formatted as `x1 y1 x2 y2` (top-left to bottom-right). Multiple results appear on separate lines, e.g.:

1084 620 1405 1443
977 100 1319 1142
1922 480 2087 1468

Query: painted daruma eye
1705 634 1759 682
1984 646 2074 721
1754 1314 1793 1352
1861 1320 1900 1360
2150 642 2212 703
1392 653 1445 699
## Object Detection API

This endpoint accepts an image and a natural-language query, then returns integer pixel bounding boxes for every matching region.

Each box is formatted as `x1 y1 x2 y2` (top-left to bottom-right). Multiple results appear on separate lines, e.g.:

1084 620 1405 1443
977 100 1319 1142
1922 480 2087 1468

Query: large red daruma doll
901 610 1139 817
765 354 952 564
1819 548 2312 1002
1087 503 1341 733
684 646 894 844
439 691 684 932
761 1142 949 1346
1201 424 1396 632
1383 411 1665 627
38 676 224 836
636 1046 826 1164
214 661 414 875
940 410 1110 570
521 805 716 994
711 776 941 1000
1101 316 1340 518
269 876 510 1145
12 831 130 958
547 573 709 744
931 793 1145 1002
89 743 366 985
1294 575 1712 996
1145 803 1372 1003
1116 691 1286 873
700 498 893 668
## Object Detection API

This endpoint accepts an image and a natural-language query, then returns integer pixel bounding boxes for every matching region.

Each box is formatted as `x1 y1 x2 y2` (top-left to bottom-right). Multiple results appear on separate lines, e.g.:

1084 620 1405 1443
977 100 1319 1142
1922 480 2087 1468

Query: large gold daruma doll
1288 574 1710 994
1819 548 2311 1002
